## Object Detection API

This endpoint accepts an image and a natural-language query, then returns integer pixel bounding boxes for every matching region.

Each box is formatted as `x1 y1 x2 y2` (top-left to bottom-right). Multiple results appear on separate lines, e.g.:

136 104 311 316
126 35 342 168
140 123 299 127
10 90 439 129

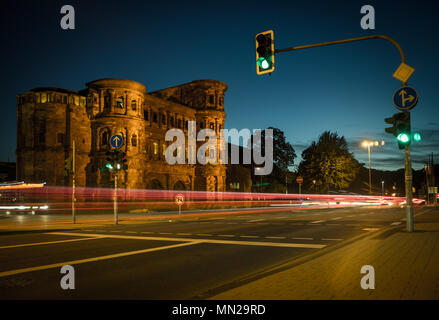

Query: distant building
16 79 228 191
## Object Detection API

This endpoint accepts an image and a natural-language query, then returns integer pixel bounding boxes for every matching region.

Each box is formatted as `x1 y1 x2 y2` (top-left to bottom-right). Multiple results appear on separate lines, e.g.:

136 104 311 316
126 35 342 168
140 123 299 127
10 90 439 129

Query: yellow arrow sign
399 90 415 107
112 136 121 147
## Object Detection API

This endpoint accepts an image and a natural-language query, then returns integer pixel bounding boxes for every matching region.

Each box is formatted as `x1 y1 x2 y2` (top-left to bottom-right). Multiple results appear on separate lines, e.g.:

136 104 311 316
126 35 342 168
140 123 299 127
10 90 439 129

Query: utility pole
72 140 76 224
114 171 118 225
405 144 414 232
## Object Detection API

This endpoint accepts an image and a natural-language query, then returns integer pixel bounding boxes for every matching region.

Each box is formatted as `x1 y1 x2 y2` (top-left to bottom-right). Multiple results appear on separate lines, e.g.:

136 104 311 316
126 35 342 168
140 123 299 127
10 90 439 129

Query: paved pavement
0 205 435 299
211 206 439 299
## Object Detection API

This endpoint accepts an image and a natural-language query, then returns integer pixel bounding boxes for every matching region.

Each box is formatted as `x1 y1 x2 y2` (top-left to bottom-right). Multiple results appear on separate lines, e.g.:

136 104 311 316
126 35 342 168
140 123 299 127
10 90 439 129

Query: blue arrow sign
393 86 418 110
110 134 124 149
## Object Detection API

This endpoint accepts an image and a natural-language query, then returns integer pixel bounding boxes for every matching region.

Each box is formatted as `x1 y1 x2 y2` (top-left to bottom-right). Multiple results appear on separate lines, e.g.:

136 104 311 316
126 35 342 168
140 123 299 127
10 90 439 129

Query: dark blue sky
1 0 438 170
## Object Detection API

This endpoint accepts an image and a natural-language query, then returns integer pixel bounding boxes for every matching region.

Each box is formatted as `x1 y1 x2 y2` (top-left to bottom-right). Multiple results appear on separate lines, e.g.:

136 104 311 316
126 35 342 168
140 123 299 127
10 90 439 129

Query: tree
249 127 296 192
298 131 359 193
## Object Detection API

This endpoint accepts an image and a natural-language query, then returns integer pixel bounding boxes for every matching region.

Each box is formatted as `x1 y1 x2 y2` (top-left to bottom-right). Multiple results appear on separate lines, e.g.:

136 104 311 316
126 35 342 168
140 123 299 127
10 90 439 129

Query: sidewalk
211 210 439 299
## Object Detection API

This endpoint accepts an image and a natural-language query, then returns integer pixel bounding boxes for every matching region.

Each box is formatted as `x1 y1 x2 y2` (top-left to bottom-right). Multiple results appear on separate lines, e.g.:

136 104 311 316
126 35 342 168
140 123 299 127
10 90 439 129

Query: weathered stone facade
16 79 227 191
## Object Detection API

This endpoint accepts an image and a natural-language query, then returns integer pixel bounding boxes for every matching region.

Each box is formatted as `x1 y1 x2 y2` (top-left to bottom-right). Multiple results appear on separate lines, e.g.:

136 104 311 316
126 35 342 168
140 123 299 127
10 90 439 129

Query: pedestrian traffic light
121 152 128 170
64 156 72 176
255 30 275 75
413 132 421 142
105 150 115 171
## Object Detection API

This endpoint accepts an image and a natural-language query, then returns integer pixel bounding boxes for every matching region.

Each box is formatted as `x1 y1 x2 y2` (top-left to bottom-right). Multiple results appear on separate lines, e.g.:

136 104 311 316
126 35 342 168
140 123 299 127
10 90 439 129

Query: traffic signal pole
405 142 414 232
271 33 414 232
114 172 118 225
72 140 76 224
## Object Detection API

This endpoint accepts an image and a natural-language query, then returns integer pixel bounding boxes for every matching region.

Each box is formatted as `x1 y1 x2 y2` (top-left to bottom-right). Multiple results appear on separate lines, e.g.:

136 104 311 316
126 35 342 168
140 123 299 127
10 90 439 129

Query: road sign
393 86 418 110
392 63 415 83
110 134 124 149
296 176 303 184
175 194 185 205
175 193 184 215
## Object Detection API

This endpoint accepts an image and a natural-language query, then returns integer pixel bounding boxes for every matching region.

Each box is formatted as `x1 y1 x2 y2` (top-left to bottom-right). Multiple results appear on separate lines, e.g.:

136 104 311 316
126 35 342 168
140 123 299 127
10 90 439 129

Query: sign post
110 134 124 225
72 140 76 224
296 176 303 194
175 194 185 215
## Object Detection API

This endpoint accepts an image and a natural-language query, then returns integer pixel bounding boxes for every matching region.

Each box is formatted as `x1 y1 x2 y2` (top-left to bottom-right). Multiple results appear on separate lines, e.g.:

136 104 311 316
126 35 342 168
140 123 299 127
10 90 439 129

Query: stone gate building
16 78 228 192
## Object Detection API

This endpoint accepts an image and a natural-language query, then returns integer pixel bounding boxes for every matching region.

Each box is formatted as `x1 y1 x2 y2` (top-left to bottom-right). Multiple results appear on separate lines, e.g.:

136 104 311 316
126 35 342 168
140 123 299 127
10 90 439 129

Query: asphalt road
0 205 421 299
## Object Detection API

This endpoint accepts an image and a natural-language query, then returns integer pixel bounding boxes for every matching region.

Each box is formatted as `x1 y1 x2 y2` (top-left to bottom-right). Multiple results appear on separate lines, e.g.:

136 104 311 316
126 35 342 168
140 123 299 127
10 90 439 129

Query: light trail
0 184 423 217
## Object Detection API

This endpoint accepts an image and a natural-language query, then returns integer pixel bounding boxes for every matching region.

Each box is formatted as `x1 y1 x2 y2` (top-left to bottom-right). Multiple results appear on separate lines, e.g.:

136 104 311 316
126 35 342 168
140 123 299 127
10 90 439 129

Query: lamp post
381 180 384 196
255 167 263 193
362 140 385 194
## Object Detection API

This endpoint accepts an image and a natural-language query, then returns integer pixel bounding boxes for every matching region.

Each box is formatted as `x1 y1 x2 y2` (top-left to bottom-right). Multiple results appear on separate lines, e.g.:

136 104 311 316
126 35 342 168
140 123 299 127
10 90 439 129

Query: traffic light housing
105 149 128 172
255 30 275 75
385 112 411 149
395 112 410 149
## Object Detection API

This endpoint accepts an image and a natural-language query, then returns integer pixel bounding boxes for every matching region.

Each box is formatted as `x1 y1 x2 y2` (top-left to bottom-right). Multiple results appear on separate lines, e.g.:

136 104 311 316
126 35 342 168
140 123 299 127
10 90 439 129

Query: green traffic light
106 163 113 169
413 132 421 141
257 57 271 70
397 133 410 143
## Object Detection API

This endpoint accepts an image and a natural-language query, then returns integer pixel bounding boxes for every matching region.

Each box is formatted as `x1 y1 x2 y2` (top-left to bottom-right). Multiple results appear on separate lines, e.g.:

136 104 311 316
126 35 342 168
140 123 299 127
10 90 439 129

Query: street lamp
255 167 263 193
381 180 384 196
362 140 385 194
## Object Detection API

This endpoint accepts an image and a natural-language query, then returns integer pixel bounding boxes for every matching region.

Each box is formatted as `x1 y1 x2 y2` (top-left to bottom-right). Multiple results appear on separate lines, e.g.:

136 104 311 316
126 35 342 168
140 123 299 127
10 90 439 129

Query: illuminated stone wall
16 79 228 192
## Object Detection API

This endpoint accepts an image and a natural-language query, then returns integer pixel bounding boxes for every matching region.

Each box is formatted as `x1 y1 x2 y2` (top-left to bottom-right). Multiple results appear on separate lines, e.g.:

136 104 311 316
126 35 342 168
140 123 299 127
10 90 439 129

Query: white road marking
310 220 325 224
240 235 259 238
0 241 201 278
159 232 172 235
0 236 104 249
363 228 381 231
331 217 342 220
390 222 402 226
265 236 286 239
195 234 212 236
248 219 265 222
292 237 313 240
48 232 327 249
125 231 138 234
141 231 154 234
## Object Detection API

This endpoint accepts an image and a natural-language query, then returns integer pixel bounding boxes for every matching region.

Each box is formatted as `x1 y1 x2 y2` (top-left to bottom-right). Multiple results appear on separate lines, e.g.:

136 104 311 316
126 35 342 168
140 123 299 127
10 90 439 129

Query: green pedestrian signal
255 30 275 75
413 132 421 142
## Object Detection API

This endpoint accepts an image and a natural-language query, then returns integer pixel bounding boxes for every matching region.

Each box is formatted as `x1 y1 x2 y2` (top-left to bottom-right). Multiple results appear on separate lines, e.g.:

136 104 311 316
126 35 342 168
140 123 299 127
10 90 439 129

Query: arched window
161 114 166 125
144 109 149 121
131 100 137 111
104 95 110 110
131 134 137 147
117 97 124 109
101 131 108 146
57 133 64 144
